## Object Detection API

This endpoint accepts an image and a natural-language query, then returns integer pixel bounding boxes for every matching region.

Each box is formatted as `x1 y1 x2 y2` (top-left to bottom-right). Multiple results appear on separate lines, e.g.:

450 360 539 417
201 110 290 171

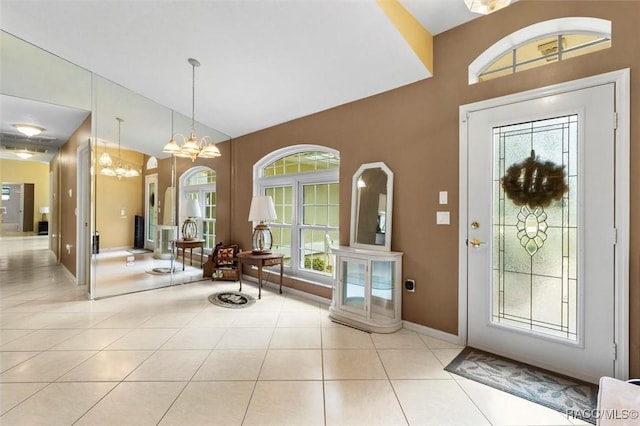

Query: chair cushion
217 246 237 266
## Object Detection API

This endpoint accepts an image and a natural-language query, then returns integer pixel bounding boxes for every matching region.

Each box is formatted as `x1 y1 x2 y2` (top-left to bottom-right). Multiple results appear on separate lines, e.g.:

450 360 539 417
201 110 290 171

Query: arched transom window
255 146 340 285
470 17 611 84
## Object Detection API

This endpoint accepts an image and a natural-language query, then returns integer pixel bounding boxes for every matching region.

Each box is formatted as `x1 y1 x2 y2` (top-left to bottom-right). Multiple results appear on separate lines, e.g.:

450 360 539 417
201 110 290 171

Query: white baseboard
241 274 331 307
243 272 462 341
60 262 79 286
402 320 465 346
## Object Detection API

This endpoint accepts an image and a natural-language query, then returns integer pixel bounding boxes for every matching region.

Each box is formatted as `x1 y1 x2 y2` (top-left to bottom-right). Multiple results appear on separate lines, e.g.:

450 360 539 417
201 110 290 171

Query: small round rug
208 291 256 309
146 267 177 275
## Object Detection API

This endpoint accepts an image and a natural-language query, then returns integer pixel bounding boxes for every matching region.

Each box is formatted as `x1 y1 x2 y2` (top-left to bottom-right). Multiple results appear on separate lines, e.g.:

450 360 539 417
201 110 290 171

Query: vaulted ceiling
0 0 484 161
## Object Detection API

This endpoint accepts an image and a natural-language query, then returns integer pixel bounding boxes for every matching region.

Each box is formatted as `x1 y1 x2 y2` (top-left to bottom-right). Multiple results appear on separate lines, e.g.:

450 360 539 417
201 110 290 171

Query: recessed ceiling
0 0 481 145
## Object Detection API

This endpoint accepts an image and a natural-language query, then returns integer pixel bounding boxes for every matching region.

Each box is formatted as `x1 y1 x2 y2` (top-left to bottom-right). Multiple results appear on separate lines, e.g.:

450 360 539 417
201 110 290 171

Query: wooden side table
237 251 284 299
173 239 205 271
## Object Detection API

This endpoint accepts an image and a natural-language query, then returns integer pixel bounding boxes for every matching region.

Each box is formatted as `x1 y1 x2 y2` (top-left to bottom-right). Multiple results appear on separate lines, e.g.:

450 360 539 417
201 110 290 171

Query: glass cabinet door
371 260 395 319
340 257 368 316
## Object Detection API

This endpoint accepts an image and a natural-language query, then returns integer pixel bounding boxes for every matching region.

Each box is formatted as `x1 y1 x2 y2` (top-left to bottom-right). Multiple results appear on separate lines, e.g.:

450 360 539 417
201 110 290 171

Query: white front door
465 83 616 383
144 174 158 250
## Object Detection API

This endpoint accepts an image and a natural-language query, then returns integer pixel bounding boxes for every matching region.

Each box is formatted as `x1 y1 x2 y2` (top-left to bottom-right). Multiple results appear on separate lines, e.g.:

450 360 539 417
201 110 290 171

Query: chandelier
163 58 221 161
99 118 140 179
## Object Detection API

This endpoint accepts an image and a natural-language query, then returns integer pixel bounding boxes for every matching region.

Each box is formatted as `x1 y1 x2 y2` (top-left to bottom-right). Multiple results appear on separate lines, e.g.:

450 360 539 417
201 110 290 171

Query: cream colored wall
95 147 144 250
0 159 50 232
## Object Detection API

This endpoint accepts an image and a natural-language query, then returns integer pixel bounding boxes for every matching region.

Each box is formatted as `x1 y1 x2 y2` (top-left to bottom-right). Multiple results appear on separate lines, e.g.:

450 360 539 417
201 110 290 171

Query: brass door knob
468 238 486 248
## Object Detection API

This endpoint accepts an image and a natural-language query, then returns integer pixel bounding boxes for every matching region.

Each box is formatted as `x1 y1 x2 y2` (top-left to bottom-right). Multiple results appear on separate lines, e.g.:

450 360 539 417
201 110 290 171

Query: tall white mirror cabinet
330 162 403 333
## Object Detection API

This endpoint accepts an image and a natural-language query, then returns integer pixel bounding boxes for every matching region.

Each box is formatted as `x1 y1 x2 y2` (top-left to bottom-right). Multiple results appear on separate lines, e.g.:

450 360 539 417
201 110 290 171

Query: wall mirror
350 161 393 251
1 30 231 299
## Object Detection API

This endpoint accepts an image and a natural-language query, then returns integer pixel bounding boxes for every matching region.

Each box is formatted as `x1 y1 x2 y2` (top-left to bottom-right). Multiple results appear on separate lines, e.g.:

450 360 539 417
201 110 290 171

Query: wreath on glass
501 150 568 207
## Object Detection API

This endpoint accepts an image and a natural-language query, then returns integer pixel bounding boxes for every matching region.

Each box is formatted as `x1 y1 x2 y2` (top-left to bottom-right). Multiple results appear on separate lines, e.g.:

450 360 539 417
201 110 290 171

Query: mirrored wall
1 30 231 299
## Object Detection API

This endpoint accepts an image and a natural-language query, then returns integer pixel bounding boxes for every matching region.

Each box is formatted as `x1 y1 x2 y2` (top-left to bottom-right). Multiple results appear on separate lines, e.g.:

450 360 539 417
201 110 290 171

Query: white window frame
469 17 612 84
254 145 340 286
179 166 217 254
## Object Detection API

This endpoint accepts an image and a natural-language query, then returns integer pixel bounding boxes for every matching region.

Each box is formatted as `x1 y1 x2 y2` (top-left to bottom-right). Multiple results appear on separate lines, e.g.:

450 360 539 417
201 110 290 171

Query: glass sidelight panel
493 115 578 341
342 258 366 314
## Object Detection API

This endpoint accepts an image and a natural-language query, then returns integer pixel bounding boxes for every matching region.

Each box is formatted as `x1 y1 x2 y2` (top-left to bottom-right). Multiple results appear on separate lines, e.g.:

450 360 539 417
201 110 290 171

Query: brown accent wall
53 115 91 276
229 1 640 375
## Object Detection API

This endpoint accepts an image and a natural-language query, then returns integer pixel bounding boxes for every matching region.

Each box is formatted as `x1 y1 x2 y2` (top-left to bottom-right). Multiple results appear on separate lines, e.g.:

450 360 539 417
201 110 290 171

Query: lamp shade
183 199 202 218
248 196 277 222
39 206 50 214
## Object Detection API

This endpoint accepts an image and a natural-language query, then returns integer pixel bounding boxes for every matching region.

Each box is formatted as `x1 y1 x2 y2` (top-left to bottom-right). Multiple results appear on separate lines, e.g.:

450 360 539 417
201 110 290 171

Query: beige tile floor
0 235 589 425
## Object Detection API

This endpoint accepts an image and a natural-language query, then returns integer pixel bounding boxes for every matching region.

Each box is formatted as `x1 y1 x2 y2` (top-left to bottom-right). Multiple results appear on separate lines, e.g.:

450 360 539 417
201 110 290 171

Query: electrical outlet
405 279 415 292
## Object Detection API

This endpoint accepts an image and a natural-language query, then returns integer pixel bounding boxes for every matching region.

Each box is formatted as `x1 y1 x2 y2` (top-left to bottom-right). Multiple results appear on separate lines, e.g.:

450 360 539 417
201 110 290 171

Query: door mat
444 346 598 424
208 291 256 309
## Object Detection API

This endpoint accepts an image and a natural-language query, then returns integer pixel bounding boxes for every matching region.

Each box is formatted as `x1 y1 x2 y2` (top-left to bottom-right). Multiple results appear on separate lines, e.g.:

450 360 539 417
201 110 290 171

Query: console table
173 239 205 271
237 251 284 299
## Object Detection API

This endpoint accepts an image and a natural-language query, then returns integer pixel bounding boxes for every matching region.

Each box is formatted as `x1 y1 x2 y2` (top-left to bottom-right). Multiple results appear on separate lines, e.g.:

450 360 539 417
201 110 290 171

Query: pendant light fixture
163 58 221 161
100 117 140 179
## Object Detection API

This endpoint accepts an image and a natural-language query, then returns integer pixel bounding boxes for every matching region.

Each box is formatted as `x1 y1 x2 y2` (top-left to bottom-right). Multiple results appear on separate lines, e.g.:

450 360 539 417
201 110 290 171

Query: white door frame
458 69 630 380
76 140 91 286
144 173 158 251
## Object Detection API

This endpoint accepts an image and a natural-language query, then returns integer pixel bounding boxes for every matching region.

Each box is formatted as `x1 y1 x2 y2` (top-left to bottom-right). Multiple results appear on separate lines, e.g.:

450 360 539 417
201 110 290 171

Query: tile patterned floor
0 235 589 425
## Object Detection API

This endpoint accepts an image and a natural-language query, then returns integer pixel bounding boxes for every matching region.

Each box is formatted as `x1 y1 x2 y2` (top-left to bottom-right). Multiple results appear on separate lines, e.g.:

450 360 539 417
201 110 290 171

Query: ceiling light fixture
464 0 512 14
13 124 45 137
15 150 34 159
163 58 221 161
100 118 140 179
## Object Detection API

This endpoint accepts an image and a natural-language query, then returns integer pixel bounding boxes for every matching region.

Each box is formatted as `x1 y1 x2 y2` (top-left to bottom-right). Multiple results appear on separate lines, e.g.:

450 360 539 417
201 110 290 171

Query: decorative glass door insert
493 115 577 341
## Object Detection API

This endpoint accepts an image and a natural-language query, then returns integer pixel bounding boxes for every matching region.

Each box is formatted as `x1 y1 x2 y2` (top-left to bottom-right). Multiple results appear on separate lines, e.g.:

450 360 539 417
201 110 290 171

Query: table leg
182 248 185 271
238 260 243 293
189 248 193 266
258 263 262 299
279 260 283 294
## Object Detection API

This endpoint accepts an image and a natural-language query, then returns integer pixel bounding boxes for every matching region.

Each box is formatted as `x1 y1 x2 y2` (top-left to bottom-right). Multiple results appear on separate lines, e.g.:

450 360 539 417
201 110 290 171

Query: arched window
469 17 611 84
254 145 340 285
179 167 216 251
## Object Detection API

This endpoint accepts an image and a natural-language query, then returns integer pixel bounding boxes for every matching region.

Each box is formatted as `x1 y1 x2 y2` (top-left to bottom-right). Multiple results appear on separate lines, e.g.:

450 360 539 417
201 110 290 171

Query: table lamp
248 195 277 254
39 206 49 222
181 199 201 240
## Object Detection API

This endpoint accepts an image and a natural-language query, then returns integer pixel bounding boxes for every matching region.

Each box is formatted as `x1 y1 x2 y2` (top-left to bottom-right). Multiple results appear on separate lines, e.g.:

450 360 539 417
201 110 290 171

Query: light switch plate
439 191 448 204
436 211 450 225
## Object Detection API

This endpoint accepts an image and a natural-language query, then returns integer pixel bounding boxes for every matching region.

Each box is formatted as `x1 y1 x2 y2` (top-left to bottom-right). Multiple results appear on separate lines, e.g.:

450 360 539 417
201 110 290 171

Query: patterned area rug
208 291 256 309
445 347 598 424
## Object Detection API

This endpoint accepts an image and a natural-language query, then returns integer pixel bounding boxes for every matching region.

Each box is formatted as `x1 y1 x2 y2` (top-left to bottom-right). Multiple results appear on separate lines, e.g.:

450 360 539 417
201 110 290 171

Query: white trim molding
469 17 612 84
